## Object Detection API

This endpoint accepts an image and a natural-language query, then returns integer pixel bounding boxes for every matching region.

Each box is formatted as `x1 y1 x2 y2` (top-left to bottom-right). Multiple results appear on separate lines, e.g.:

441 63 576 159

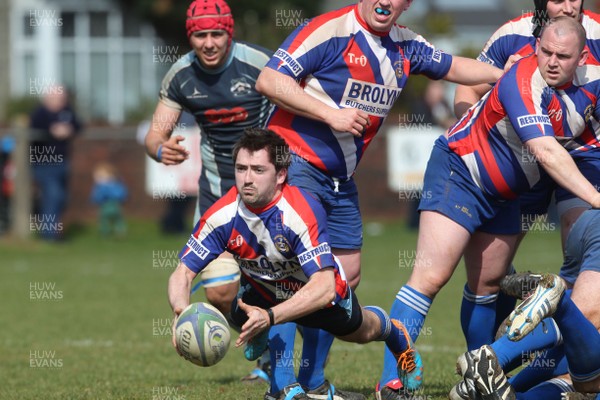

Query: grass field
1 219 563 400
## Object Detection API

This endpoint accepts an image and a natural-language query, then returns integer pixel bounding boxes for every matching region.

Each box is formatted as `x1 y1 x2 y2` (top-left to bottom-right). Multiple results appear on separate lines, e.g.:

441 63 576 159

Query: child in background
90 163 127 236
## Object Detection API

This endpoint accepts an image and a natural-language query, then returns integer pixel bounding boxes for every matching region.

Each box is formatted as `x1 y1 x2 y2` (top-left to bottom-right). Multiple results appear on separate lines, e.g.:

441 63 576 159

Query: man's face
546 0 583 20
189 30 229 69
357 0 412 33
235 148 286 209
536 28 588 87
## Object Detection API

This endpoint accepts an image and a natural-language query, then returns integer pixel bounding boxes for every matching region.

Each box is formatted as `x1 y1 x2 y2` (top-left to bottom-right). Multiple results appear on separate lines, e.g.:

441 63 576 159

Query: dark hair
232 128 291 172
533 0 585 37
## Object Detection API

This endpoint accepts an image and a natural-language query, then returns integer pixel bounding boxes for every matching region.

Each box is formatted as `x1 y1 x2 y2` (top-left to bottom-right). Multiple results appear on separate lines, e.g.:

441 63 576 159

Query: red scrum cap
186 0 234 45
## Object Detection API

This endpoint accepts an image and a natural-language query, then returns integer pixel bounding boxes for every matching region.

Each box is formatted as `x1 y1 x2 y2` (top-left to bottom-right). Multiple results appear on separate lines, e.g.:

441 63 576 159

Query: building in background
6 0 166 125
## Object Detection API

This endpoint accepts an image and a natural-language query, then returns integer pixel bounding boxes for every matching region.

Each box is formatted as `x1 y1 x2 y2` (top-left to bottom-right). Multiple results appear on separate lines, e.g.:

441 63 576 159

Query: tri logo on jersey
228 235 244 249
347 52 368 67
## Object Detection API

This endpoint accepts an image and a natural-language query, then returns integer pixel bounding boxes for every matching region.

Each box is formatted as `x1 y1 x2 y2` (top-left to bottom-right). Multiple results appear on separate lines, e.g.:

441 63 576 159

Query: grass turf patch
1 219 562 399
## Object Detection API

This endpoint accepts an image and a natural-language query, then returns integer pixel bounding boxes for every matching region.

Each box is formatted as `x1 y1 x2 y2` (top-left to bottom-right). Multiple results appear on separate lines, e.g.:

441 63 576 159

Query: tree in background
118 0 321 50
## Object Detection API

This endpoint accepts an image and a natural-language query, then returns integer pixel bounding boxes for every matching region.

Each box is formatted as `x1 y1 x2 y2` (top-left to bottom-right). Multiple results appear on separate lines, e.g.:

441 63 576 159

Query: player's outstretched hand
171 312 183 356
235 299 270 348
504 54 523 72
160 135 190 165
326 108 370 137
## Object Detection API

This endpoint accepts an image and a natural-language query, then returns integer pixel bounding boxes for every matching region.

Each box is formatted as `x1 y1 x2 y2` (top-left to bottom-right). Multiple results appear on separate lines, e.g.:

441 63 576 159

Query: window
123 53 141 111
23 13 34 36
90 11 108 37
24 53 36 96
122 15 141 37
14 4 159 123
61 52 76 90
60 12 75 37
91 53 109 119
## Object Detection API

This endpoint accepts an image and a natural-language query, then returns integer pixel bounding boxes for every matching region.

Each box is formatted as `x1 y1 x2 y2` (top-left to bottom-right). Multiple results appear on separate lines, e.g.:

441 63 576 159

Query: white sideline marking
331 342 464 354
64 339 114 347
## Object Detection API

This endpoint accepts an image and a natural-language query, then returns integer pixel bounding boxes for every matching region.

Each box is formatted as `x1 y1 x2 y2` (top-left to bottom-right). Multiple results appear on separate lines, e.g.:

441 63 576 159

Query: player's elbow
144 130 153 152
320 281 337 306
323 289 336 305
255 70 270 97
453 86 475 118
312 284 336 309
256 68 284 101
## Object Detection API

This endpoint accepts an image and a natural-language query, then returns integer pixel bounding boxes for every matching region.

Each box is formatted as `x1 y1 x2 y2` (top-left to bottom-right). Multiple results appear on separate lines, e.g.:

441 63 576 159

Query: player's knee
198 257 240 315
205 284 238 315
560 208 585 228
348 272 361 290
408 272 446 298
465 276 502 294
572 377 600 393
338 323 373 344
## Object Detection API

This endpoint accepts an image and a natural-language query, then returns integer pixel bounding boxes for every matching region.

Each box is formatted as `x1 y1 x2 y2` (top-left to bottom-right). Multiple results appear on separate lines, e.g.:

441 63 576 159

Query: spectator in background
90 162 128 237
0 136 15 234
421 80 456 130
29 85 82 241
406 81 457 229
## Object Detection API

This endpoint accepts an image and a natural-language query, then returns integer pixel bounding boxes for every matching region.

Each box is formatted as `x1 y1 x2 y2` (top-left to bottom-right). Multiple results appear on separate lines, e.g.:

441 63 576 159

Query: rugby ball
175 302 231 367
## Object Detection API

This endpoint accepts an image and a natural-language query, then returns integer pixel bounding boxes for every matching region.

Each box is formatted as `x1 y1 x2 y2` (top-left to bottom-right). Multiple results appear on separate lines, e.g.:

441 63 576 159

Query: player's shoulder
161 51 196 86
498 54 542 93
166 51 196 74
491 13 535 39
583 10 600 25
232 41 273 60
307 4 355 28
280 185 325 218
389 24 443 58
289 4 357 41
283 184 314 201
200 187 241 227
389 23 422 42
582 10 600 35
504 52 537 75
230 41 273 71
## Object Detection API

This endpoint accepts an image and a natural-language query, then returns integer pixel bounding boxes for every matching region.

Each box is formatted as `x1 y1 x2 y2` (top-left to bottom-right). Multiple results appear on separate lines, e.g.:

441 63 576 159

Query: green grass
0 219 563 399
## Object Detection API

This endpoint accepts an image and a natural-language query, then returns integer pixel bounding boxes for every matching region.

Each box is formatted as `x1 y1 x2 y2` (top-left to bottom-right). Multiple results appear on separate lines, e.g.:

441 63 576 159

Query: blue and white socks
379 286 431 387
461 284 498 350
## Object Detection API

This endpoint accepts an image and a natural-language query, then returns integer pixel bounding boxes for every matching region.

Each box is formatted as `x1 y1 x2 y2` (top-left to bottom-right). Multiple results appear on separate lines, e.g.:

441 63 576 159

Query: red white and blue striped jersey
179 184 348 305
477 11 600 155
448 55 600 200
478 11 600 70
264 4 453 179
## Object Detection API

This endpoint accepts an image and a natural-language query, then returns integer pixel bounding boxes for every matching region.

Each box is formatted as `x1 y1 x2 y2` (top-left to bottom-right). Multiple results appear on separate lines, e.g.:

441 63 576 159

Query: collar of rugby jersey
242 188 284 215
353 4 390 38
